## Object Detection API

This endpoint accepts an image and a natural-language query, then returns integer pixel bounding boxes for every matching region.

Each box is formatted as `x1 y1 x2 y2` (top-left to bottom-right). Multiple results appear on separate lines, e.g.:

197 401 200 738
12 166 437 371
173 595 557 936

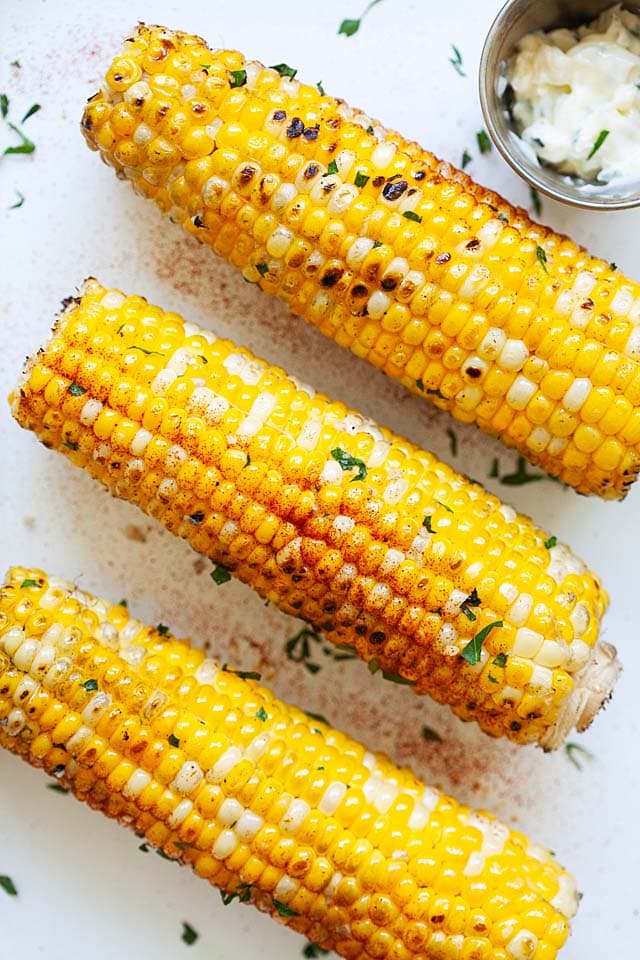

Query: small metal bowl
479 0 640 209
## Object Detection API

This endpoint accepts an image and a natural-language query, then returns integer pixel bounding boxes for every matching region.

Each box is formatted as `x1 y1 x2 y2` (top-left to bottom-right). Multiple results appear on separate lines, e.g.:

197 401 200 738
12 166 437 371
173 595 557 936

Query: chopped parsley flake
421 725 442 743
303 943 330 958
498 212 509 223
3 122 35 156
492 653 507 667
366 125 374 133
181 922 199 946
316 80 325 95
0 93 8 118
331 447 367 481
273 899 300 917
229 69 247 88
256 706 268 722
530 186 542 217
10 60 20 69
499 456 544 486
367 657 414 685
610 262 617 271
220 884 253 905
327 159 339 175
476 129 492 154
270 63 297 80
354 170 369 188
536 245 548 273
47 783 69 794
198 354 208 363
415 379 445 399
9 190 24 209
488 673 499 684
62 440 78 451
403 210 422 223
338 0 384 37
157 624 169 636
460 588 481 622
21 103 40 123
119 599 128 608
20 578 39 588
81 679 98 692
544 535 557 549
0 876 17 897
489 457 499 478
305 710 328 726
436 500 453 513
222 664 262 681
130 345 165 357
449 44 466 77
588 129 609 160
372 239 382 248
67 381 86 396
200 63 212 71
565 741 594 771
461 149 472 169
422 515 434 533
285 627 355 674
193 214 207 228
168 734 180 748
210 564 231 585
446 428 458 457
460 620 503 666
256 262 269 276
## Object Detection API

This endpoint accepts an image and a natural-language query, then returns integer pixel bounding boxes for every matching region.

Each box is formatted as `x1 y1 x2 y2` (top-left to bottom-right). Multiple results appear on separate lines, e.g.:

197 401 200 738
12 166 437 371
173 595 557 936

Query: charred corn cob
81 24 640 499
0 567 579 959
10 280 620 748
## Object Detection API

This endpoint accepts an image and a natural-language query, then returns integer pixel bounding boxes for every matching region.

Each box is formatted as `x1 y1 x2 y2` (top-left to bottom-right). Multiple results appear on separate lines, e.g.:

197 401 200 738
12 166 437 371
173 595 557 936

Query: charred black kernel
82 116 93 130
192 103 206 114
326 142 337 153
304 163 320 179
355 624 368 636
436 252 451 264
510 721 522 732
381 276 399 291
465 367 482 379
321 268 344 288
413 170 426 180
467 701 477 711
352 284 368 297
113 73 123 82
326 117 341 129
382 179 408 201
188 511 205 524
370 631 386 645
303 124 319 140
581 298 594 309
272 110 286 121
291 574 303 583
322 181 336 194
239 166 255 184
286 117 305 138
372 175 385 188
431 916 445 925
465 238 480 250
407 187 417 196
386 173 402 182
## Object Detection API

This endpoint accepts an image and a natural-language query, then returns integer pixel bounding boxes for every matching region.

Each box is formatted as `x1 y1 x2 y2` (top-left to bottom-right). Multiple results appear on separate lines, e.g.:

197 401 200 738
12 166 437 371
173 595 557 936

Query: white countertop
0 1 638 957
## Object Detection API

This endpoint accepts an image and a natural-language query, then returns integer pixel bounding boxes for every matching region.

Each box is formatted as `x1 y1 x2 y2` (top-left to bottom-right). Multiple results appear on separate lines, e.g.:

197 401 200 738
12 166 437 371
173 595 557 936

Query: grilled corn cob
10 279 620 748
0 567 579 959
81 24 640 499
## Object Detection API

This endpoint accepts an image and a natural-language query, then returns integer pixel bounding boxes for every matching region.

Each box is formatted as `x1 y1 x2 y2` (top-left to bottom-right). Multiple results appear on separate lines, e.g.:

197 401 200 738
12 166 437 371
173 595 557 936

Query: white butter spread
508 4 640 181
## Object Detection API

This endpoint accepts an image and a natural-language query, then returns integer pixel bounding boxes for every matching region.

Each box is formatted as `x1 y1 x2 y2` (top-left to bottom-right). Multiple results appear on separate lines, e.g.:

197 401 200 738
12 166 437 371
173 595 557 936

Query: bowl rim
478 0 640 211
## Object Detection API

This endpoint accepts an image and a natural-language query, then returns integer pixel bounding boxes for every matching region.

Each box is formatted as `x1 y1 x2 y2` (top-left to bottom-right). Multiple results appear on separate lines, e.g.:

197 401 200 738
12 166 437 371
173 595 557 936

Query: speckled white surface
0 0 639 957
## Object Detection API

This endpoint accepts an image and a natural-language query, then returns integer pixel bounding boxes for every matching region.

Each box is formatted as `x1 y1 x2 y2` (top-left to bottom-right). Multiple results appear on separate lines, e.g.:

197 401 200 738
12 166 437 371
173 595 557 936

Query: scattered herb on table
544 535 557 549
0 876 17 897
421 725 442 743
47 783 69 794
9 190 24 209
21 103 40 123
210 564 231 585
222 664 262 681
530 186 542 217
499 456 544 486
476 129 492 154
303 943 330 958
181 922 199 946
565 742 594 771
449 44 466 77
10 60 20 69
3 122 35 156
331 447 367 481
446 428 458 456
587 129 609 160
461 149 472 169
338 0 384 37
0 93 8 118
460 621 503 666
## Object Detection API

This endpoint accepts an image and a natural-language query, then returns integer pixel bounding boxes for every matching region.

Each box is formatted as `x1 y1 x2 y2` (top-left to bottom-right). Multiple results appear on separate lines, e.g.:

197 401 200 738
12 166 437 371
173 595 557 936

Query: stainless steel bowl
479 0 640 209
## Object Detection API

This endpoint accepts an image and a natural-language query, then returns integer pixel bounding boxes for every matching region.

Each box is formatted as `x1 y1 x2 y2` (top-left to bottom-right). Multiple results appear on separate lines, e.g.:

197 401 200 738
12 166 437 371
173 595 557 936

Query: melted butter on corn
0 567 578 958
10 280 620 747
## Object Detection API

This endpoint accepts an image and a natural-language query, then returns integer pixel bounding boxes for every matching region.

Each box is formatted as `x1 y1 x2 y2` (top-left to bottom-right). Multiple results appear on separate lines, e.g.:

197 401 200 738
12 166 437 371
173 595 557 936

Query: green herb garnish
544 535 557 549
422 515 434 533
221 884 253 905
530 186 542 217
210 564 231 585
403 210 422 223
565 742 594 771
62 440 78 451
338 0 384 37
331 447 367 481
303 943 330 958
9 190 24 209
436 500 453 514
168 734 180 748
256 262 269 276
222 664 262 681
460 620 503 666
373 239 382 247
0 93 8 118
0 876 17 897
446 428 458 457
273 899 299 917
488 673 499 684
20 578 39 588
461 149 472 169
130 345 165 357
498 212 509 223
327 159 339 175
157 624 169 636
305 711 328 726
489 457 499 478
536 245 548 273
193 214 207 228
181 922 199 946
492 653 507 667
21 103 40 123
354 170 369 188
3 122 35 156
460 587 481 622
449 44 466 77
500 456 544 486
255 706 268 722
588 129 609 160
367 657 413 685
366 125 374 134
119 598 128 608
81 679 98 692
610 262 617 271
415 379 445 398
270 63 297 79
10 60 20 69
229 69 247 88
67 381 86 396
316 80 325 95
476 129 492 154
47 783 69 794
421 725 442 743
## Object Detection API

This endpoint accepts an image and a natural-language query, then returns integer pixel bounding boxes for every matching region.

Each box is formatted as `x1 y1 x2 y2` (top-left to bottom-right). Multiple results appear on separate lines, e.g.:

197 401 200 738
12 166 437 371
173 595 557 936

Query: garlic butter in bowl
480 0 640 209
